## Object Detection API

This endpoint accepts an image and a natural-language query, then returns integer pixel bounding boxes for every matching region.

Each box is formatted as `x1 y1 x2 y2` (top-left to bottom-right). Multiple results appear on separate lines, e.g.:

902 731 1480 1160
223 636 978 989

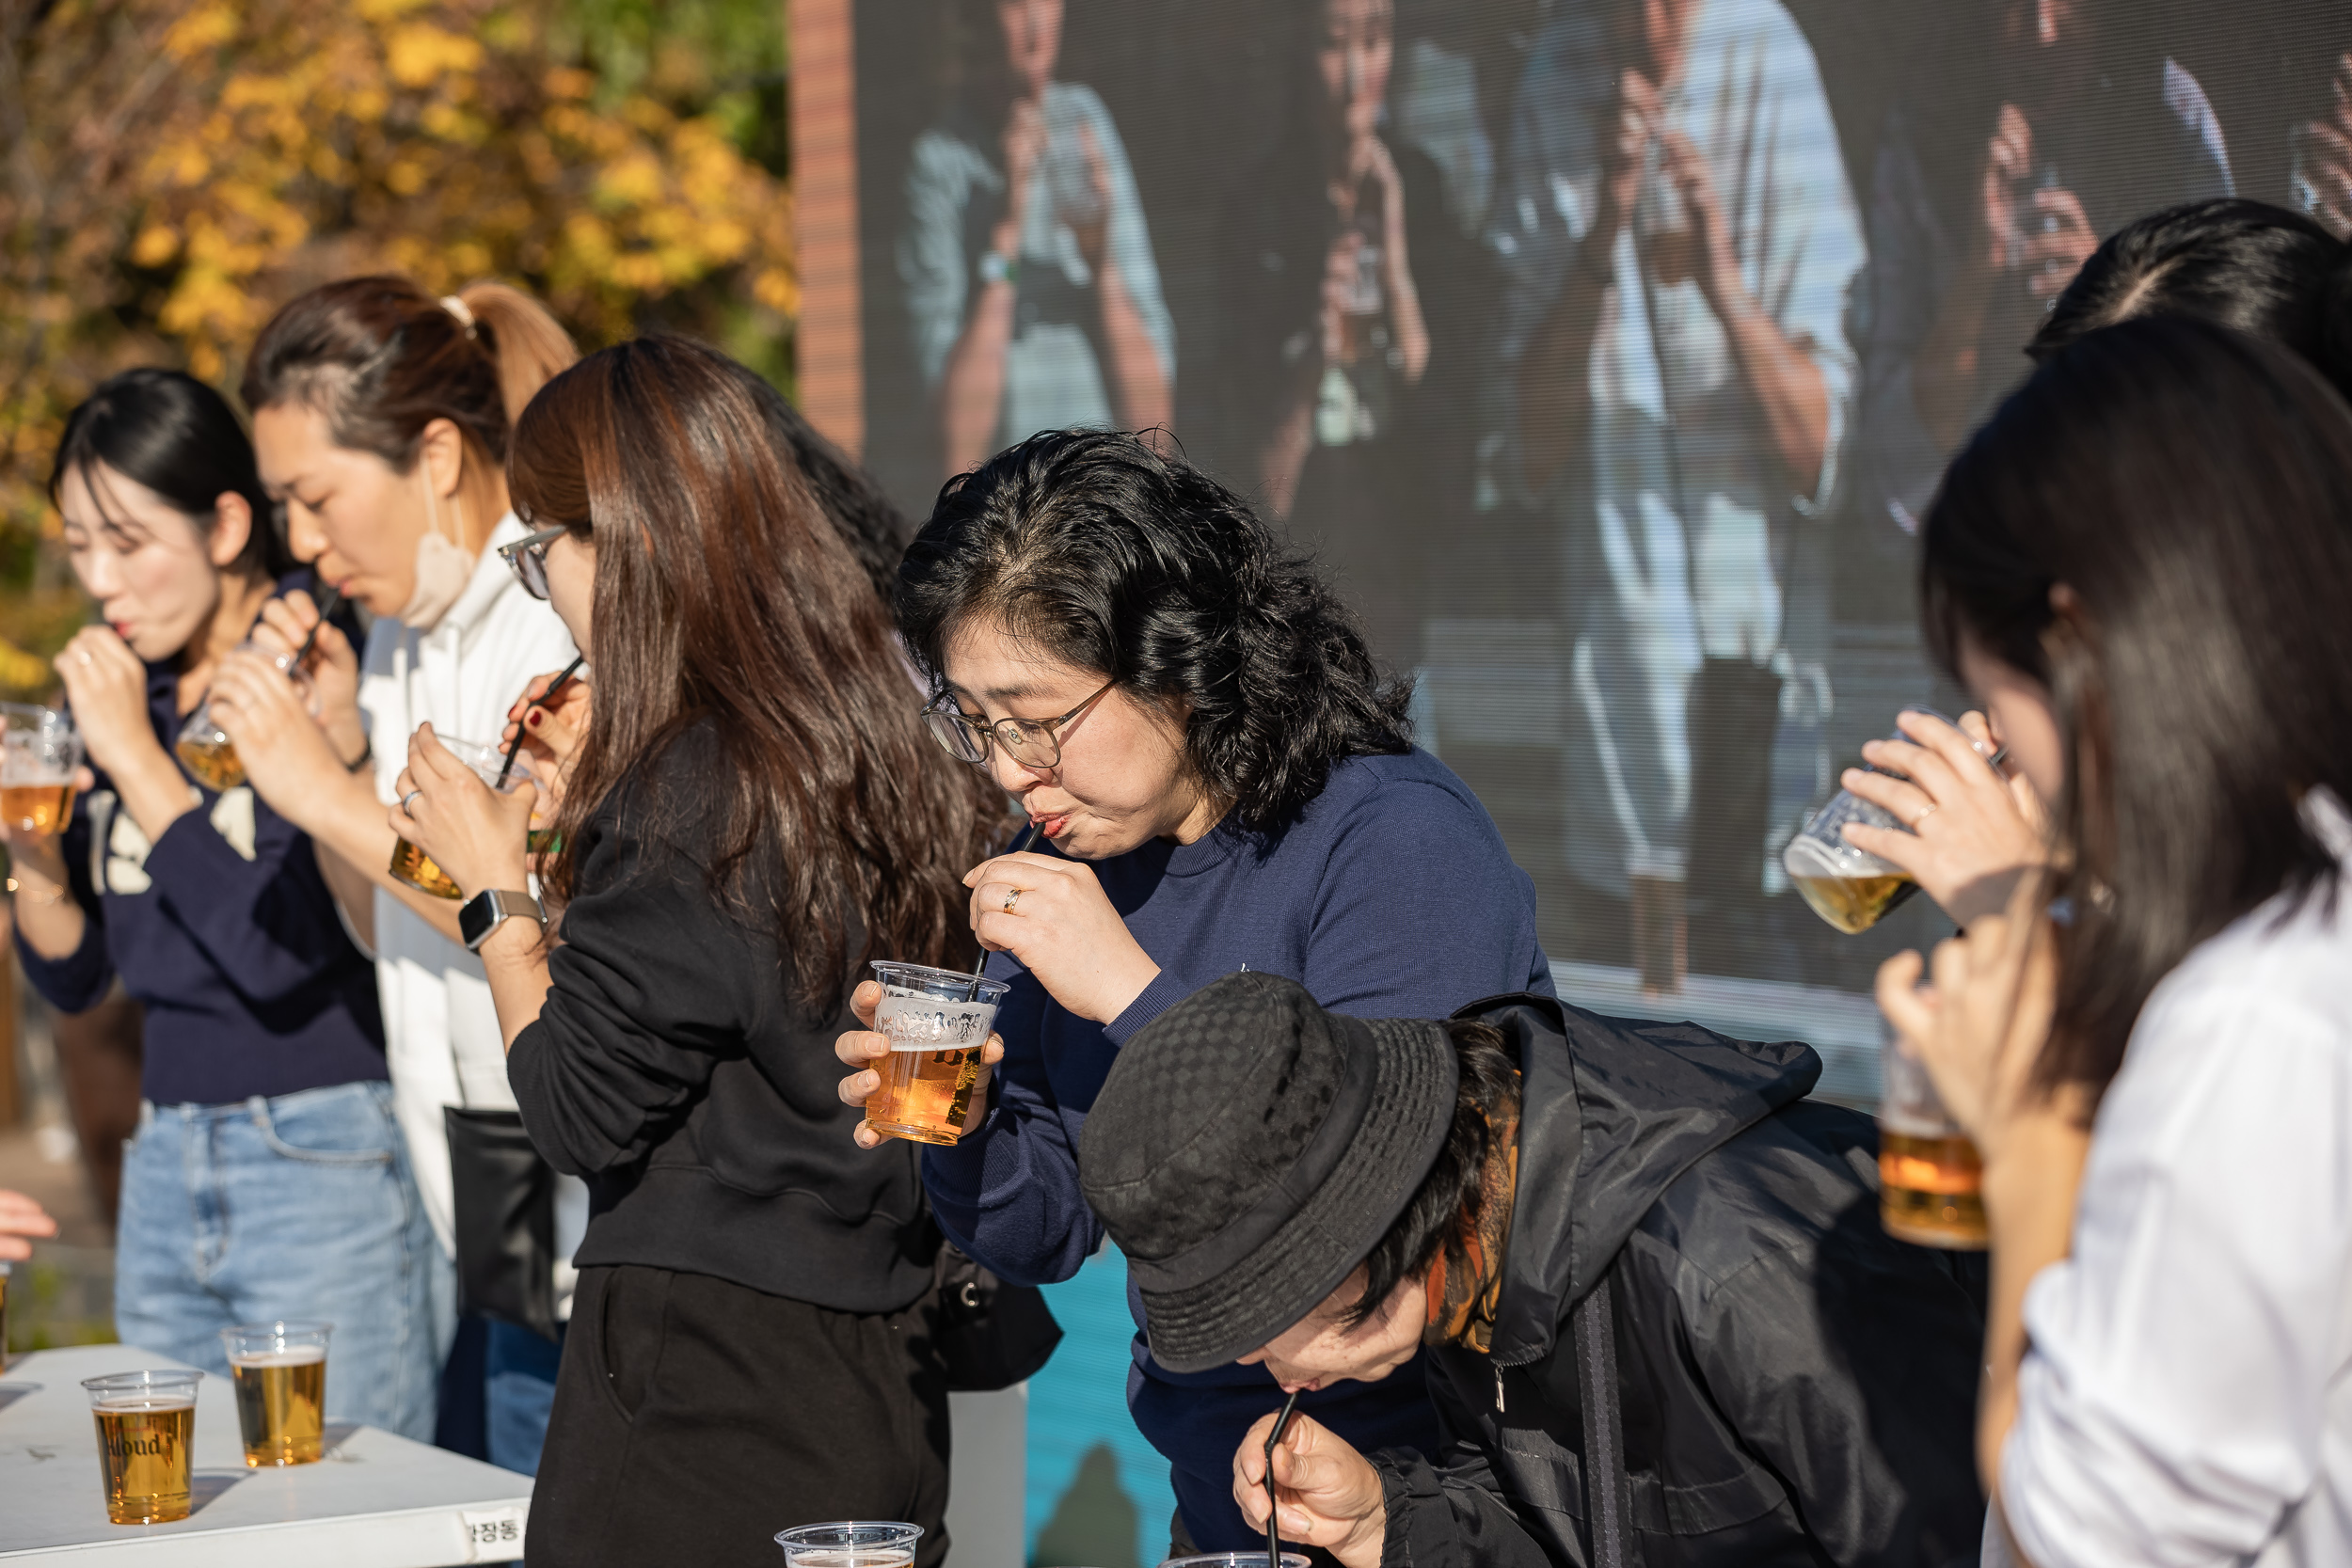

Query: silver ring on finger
401 789 422 815
1003 887 1022 913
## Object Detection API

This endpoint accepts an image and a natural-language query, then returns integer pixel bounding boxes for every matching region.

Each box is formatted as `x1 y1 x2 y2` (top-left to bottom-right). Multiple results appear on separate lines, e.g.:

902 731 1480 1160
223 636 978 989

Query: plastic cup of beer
82 1368 200 1525
1781 708 1966 934
0 702 83 835
172 641 305 792
774 1521 924 1567
1878 1027 1988 1249
388 735 536 899
221 1320 330 1467
861 962 1010 1146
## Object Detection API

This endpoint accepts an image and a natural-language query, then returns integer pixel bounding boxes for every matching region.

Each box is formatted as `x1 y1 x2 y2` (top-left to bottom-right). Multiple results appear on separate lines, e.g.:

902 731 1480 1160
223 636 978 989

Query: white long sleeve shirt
2001 791 2352 1568
358 512 589 1320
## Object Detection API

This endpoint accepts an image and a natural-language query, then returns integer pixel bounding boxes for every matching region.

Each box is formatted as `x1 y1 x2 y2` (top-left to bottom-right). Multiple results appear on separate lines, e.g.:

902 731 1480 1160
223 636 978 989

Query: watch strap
461 887 545 951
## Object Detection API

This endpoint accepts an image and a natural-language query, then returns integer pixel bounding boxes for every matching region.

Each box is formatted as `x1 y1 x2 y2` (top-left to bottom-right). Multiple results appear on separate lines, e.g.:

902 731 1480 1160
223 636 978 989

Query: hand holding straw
1264 1387 1301 1568
289 582 343 668
968 820 1042 997
496 655 586 790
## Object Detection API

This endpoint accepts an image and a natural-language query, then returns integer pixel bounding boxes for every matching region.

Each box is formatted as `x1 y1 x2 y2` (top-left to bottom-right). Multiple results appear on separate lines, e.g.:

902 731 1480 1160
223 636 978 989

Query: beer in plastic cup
83 1369 200 1525
774 1521 924 1567
1878 1025 1987 1249
861 962 1009 1146
222 1320 330 1466
171 642 304 793
0 702 82 834
388 735 538 899
1782 709 1960 934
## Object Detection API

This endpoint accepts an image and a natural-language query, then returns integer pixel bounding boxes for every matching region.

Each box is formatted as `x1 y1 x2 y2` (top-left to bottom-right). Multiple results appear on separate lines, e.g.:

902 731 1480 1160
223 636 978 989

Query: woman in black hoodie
390 337 1002 1567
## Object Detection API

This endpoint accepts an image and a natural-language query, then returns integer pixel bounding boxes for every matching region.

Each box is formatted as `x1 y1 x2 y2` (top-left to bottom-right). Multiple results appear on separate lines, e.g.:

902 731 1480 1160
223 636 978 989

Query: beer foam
95 1396 195 1412
230 1348 326 1368
1781 832 1897 880
874 992 997 1052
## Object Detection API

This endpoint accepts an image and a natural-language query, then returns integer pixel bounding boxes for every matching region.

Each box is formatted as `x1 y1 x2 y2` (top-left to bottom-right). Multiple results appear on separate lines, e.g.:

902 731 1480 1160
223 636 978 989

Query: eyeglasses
922 678 1116 768
498 524 569 601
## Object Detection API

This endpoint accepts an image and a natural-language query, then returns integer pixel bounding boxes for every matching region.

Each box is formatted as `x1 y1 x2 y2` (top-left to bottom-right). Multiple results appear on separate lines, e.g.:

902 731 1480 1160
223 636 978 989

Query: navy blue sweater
924 747 1553 1549
16 645 385 1105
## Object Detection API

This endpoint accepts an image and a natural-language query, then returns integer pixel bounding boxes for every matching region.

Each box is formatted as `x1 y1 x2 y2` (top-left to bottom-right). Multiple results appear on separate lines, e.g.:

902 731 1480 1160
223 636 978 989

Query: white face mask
397 469 475 630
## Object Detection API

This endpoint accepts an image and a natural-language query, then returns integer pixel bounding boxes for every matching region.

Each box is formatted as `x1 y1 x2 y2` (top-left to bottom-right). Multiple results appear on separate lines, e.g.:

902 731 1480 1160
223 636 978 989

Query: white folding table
0 1343 532 1564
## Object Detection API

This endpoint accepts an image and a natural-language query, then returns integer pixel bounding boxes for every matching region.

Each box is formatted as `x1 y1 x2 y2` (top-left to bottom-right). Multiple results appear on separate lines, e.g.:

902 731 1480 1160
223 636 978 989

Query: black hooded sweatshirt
1370 995 1988 1568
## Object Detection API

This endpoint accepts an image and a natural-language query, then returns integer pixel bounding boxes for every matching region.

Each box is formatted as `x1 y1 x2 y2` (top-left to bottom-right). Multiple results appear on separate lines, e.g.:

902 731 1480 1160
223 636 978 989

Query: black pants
530 1265 950 1568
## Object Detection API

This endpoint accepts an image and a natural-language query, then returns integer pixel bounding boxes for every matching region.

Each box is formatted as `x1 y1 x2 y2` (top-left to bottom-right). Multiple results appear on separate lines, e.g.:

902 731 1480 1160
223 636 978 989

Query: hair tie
439 294 478 338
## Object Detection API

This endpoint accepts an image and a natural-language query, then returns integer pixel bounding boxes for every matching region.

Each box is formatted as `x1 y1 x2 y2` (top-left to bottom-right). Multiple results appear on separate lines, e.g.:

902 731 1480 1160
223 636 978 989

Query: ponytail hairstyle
50 368 294 581
898 429 1413 832
508 337 1004 1007
1924 318 2352 1102
240 277 577 485
2031 198 2352 404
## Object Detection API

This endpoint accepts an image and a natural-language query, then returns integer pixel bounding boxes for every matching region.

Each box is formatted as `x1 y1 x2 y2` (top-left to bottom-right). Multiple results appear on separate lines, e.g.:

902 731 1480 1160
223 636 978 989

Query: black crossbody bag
444 1035 561 1342
930 1235 1063 1391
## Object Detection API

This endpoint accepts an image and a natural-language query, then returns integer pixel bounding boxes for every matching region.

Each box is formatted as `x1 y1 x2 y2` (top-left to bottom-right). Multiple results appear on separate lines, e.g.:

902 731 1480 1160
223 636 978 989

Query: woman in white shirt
202 277 584 1469
1873 316 2352 1567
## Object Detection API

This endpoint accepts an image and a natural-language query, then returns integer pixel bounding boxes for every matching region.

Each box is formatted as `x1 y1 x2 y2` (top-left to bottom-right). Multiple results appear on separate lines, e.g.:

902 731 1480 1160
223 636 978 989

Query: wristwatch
460 888 546 952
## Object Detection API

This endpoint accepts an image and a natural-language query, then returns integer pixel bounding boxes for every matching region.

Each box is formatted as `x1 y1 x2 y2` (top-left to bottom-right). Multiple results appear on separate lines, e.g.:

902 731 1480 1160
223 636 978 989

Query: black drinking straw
1265 1388 1301 1568
289 582 343 668
968 819 1042 998
496 655 586 789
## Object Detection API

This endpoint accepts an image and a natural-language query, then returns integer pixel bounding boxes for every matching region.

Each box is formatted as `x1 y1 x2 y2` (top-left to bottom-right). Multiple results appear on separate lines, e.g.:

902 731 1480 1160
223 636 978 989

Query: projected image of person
1220 0 1475 672
2292 52 2352 240
1848 0 2233 534
901 0 1175 477
1488 0 1863 955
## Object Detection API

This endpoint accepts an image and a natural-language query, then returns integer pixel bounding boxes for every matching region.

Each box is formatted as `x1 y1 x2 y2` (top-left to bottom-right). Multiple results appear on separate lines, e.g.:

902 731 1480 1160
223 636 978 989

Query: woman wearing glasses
834 428 1554 1558
199 276 582 1466
387 337 1000 1566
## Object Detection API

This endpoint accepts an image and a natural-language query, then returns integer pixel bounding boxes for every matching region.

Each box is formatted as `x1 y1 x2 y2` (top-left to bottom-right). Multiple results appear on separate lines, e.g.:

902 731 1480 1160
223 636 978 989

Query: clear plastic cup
222 1320 331 1466
387 734 537 899
83 1368 201 1525
775 1521 925 1567
1878 1026 1988 1250
861 962 1009 1146
1159 1556 1312 1568
0 702 83 834
172 641 305 793
1781 706 1961 934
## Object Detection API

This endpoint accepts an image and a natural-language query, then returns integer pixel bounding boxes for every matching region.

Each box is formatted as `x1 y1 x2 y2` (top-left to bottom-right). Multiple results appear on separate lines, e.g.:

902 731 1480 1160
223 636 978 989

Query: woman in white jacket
1877 318 2352 1568
205 277 585 1471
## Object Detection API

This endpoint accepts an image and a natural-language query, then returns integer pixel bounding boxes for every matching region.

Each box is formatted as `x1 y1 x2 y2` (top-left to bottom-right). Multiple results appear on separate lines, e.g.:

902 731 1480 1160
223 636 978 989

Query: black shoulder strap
1573 1265 1637 1568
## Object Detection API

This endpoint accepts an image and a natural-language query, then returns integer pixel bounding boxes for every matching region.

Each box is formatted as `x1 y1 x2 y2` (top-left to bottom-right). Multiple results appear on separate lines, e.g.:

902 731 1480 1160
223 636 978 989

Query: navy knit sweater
16 633 385 1105
923 747 1553 1549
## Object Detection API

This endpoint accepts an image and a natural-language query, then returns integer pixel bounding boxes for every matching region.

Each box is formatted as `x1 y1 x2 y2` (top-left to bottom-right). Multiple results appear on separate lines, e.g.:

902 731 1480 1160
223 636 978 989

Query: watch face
460 890 499 950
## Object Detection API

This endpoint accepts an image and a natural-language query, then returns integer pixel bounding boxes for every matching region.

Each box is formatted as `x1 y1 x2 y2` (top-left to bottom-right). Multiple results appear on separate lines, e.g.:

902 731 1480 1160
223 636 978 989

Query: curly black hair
897 430 1413 830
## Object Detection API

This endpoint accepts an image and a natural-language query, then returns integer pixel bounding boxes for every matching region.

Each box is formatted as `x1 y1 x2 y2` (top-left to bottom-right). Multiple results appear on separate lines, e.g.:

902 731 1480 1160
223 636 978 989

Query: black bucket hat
1077 970 1460 1374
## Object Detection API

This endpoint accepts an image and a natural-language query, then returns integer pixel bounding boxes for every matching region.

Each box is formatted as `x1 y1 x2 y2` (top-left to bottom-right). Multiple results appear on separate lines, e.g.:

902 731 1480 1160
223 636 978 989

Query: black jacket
1371 995 1986 1568
507 722 935 1313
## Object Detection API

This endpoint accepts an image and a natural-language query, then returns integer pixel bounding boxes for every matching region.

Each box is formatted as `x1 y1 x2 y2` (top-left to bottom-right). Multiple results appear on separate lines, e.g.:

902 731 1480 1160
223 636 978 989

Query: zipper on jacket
1495 1363 1505 1414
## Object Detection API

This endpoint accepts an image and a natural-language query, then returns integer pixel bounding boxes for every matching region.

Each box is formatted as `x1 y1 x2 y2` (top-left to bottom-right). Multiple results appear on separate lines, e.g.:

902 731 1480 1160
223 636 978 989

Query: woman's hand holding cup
1837 709 2049 928
834 979 1005 1150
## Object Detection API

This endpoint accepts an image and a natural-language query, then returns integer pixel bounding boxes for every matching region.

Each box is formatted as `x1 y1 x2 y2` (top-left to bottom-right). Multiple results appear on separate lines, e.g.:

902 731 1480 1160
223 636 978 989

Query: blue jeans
115 1081 438 1440
485 1318 565 1475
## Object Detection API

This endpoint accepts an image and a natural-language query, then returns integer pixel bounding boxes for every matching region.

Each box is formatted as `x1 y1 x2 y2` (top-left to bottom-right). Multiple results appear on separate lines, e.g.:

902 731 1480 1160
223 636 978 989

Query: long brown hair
241 277 577 533
511 337 1005 1007
1923 318 2352 1101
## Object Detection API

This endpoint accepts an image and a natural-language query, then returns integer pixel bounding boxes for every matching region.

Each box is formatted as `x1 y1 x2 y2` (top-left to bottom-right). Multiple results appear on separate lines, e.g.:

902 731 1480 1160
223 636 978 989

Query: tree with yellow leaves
0 0 796 692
